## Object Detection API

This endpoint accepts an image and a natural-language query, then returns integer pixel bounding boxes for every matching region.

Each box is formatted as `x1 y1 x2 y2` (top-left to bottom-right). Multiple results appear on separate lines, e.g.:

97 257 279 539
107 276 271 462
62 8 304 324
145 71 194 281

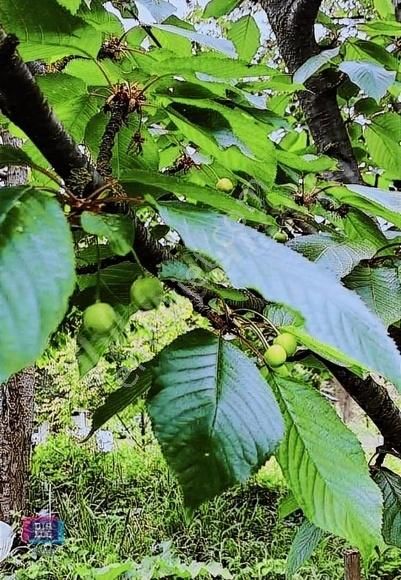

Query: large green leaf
293 47 340 84
147 329 284 508
365 121 401 177
137 53 275 80
344 39 399 71
121 171 275 225
81 212 134 256
227 16 260 63
0 0 102 60
159 204 401 389
287 521 325 578
339 61 396 102
344 266 401 327
153 24 236 57
0 188 75 383
274 376 383 556
77 262 141 305
37 75 102 143
288 233 378 279
372 467 401 548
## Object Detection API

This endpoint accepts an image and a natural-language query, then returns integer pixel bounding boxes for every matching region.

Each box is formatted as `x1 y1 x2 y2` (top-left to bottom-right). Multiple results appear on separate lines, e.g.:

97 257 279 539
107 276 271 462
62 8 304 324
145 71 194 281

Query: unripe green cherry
264 344 287 368
273 333 298 357
216 177 234 193
83 302 117 334
130 276 163 311
273 230 288 243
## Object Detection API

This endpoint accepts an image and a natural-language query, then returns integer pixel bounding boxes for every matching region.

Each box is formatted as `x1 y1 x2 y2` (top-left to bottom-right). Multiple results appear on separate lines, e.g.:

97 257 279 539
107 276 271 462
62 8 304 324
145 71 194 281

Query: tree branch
0 30 100 195
327 365 401 455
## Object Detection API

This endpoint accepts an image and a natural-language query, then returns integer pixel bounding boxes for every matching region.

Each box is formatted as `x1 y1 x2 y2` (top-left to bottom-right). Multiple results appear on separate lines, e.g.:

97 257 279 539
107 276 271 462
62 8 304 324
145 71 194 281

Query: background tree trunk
0 368 35 522
0 130 35 524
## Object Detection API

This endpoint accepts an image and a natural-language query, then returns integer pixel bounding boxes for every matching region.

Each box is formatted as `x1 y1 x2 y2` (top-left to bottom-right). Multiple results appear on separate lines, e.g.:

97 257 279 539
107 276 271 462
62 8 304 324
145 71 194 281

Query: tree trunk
0 130 35 524
0 369 35 523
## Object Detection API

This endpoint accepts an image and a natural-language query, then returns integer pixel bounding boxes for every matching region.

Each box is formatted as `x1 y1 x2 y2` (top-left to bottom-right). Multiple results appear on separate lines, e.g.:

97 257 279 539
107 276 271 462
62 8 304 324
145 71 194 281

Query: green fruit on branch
264 344 287 368
216 177 234 192
83 302 117 334
273 332 298 357
273 230 288 243
130 276 164 311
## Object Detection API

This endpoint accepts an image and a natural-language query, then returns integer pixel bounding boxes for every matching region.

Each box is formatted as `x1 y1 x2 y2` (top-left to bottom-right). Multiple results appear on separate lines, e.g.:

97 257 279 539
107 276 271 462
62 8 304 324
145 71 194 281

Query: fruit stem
131 248 146 274
235 308 279 334
238 316 270 350
96 239 101 302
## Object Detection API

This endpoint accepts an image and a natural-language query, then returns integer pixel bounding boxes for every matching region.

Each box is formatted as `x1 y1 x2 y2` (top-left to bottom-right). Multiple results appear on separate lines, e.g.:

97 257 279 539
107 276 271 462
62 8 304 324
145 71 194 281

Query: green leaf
293 47 340 84
87 366 153 437
344 39 399 71
153 24 237 58
372 467 401 548
139 53 275 80
37 74 102 143
56 0 82 14
0 186 32 224
0 0 102 60
344 266 401 327
159 204 401 390
278 492 299 519
121 170 275 225
337 184 401 228
64 59 124 86
147 329 284 508
136 0 176 22
203 0 241 18
79 1 123 34
274 376 383 556
0 146 34 169
287 520 325 578
81 212 134 256
360 20 401 37
77 262 142 305
165 97 276 166
339 61 396 102
365 120 401 177
0 188 75 383
228 16 260 62
277 151 335 173
373 0 394 19
288 233 379 279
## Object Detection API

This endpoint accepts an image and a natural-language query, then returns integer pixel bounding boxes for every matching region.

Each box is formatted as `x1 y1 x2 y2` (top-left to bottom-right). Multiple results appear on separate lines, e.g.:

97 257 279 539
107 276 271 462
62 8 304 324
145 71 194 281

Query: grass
2 430 401 579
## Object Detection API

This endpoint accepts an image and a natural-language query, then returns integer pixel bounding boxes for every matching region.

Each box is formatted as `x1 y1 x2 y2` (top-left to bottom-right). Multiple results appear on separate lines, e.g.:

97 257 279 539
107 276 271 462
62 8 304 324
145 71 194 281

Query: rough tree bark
0 130 35 523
